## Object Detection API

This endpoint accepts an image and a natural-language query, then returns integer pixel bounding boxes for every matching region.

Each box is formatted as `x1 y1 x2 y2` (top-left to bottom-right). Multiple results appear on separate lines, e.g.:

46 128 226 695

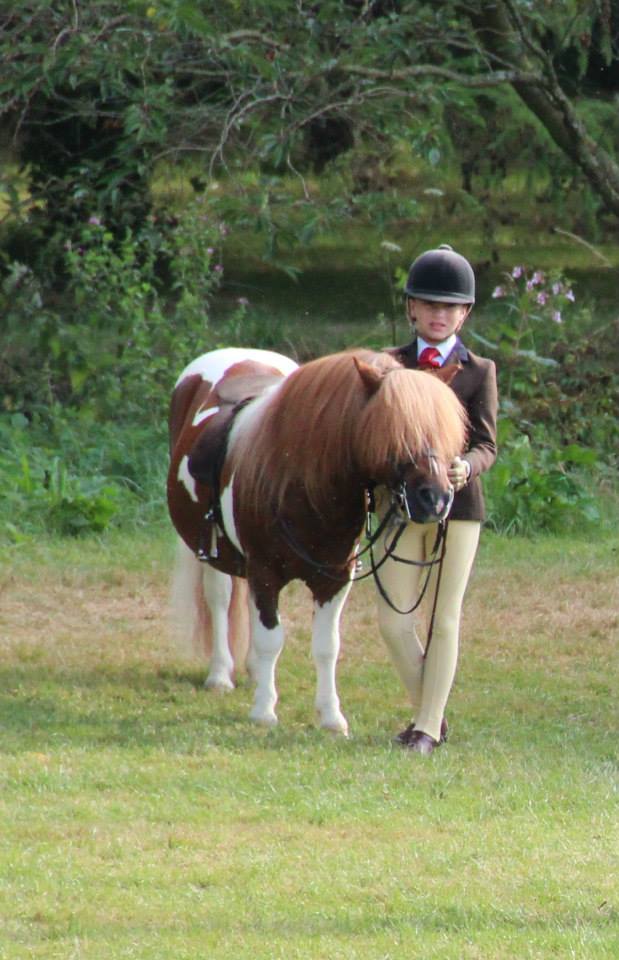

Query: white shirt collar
417 334 457 365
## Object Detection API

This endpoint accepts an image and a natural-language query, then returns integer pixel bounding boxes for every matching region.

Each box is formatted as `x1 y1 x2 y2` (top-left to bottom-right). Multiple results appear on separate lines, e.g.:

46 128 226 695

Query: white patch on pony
312 586 353 735
202 566 235 691
247 593 284 726
175 347 298 388
192 404 219 428
220 479 242 555
177 454 199 503
219 385 288 557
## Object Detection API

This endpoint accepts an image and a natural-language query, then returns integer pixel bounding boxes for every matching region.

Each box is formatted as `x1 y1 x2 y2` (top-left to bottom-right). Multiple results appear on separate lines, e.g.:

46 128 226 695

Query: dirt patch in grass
1 536 617 684
0 567 167 669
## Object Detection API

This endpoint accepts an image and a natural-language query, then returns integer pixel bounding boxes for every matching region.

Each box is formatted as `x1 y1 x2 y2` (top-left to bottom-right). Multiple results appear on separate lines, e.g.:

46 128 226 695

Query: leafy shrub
476 263 618 533
212 299 295 355
1 198 224 422
0 413 168 540
485 265 618 466
484 419 601 536
1 433 120 539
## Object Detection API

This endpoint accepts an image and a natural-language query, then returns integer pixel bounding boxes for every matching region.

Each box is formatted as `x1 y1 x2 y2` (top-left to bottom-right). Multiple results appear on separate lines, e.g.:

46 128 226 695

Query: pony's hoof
320 715 349 737
249 707 278 726
204 675 235 693
405 731 439 756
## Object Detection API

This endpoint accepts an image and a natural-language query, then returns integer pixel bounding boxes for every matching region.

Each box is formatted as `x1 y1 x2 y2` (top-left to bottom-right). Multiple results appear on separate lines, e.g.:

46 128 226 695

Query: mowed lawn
0 529 617 960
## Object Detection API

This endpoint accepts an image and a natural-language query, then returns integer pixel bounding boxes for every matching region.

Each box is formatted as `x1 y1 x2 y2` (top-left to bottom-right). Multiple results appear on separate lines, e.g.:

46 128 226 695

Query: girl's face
407 298 471 345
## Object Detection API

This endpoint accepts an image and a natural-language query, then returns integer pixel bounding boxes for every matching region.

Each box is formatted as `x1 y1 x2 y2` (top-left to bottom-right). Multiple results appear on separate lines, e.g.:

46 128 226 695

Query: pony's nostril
417 485 436 510
407 483 453 523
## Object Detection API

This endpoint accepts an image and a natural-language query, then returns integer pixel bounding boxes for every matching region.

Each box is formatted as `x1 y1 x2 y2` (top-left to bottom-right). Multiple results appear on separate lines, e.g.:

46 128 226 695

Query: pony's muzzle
402 482 454 524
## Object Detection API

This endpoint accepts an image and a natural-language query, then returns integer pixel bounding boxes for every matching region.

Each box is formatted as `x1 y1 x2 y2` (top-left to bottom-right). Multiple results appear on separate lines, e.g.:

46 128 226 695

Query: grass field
1 528 618 959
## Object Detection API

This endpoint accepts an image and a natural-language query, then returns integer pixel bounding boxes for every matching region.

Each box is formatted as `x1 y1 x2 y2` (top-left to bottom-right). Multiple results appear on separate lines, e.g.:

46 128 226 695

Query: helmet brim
405 288 475 304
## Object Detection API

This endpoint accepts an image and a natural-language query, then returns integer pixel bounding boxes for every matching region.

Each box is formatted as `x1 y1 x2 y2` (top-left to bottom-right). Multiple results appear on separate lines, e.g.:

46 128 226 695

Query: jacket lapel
445 337 468 365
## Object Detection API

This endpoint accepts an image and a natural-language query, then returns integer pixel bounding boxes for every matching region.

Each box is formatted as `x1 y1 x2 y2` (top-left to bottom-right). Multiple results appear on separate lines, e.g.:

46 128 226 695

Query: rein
276 493 397 585
277 489 449 660
369 517 447 615
277 488 447 591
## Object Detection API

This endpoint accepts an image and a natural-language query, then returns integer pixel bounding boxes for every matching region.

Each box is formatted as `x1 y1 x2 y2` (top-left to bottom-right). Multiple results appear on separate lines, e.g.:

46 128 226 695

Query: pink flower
207 247 215 255
565 289 575 302
536 291 548 305
237 296 250 306
532 270 545 285
492 286 505 299
511 266 523 279
88 215 101 226
214 264 224 273
552 282 562 295
552 310 562 324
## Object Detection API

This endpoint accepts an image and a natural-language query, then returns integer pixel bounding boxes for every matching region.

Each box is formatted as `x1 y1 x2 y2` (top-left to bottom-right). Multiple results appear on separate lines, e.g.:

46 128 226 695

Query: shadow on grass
0 658 616 764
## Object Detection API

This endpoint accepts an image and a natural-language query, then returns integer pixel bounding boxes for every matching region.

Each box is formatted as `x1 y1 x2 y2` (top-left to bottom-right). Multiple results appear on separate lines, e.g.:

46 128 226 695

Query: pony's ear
427 362 461 386
353 356 384 396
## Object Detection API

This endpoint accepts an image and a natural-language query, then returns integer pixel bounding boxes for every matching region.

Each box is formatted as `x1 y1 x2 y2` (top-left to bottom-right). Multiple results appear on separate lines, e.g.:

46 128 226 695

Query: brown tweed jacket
387 337 498 521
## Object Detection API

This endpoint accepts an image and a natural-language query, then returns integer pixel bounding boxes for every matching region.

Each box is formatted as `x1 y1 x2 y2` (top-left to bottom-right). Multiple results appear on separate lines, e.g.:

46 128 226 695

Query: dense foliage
1 251 617 540
1 200 225 417
0 1 617 539
477 264 618 533
2 1 619 251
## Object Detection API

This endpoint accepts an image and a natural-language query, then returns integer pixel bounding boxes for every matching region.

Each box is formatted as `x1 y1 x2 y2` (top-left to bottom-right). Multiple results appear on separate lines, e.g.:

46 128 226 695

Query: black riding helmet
405 243 475 304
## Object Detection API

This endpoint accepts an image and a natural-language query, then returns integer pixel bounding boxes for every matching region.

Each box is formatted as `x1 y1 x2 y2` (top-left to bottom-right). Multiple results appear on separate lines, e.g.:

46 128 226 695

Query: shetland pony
167 346 466 734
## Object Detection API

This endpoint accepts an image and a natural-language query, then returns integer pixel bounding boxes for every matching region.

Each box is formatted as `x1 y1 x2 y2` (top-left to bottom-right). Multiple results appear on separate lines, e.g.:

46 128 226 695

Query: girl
379 244 498 755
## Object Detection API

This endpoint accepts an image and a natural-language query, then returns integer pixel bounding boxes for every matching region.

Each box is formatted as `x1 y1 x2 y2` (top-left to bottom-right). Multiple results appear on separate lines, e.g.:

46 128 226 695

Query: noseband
277 444 452 590
391 446 454 523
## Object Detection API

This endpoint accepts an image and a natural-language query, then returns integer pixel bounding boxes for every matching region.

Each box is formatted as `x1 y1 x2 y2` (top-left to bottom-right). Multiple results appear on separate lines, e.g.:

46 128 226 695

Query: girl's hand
448 456 470 491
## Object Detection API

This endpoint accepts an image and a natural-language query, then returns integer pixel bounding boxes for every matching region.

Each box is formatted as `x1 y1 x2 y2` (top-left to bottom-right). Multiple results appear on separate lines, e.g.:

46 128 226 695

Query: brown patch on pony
230 349 467 519
169 373 206 456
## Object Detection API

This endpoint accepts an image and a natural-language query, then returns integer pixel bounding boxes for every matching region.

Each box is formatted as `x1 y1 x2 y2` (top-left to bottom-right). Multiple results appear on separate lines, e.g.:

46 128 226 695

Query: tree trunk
471 0 619 217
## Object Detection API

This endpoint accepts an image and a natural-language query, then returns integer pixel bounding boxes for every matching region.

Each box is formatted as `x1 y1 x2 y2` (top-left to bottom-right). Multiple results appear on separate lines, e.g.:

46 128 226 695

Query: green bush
475 263 617 534
484 264 618 466
0 413 167 541
484 419 601 536
1 198 223 422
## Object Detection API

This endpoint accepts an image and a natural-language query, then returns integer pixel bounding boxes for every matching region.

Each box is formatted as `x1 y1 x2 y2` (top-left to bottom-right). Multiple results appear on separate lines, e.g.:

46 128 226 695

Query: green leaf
561 444 597 465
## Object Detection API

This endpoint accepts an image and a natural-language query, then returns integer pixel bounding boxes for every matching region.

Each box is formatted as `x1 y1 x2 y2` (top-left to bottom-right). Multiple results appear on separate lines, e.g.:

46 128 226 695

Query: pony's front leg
202 565 235 691
312 581 353 735
248 591 284 726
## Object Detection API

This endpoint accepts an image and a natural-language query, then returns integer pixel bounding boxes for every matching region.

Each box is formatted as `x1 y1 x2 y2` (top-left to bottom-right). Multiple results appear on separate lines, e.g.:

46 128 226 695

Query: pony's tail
228 577 250 680
170 537 212 659
169 537 251 678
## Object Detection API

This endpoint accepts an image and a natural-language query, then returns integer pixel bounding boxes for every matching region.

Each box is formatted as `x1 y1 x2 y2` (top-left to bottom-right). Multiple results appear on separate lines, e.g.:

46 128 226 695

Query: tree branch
221 30 291 52
342 63 541 88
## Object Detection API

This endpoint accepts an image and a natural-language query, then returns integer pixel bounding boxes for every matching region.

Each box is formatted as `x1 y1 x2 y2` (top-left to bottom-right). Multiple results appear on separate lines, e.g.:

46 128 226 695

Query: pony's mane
231 349 467 517
353 363 467 479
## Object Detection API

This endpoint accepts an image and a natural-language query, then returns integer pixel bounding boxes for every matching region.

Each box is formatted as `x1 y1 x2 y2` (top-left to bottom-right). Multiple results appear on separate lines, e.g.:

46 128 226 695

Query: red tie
418 347 442 368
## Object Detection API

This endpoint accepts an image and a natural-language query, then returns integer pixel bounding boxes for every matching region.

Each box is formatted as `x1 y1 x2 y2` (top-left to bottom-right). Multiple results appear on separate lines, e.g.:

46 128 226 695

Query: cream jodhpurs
375 516 481 742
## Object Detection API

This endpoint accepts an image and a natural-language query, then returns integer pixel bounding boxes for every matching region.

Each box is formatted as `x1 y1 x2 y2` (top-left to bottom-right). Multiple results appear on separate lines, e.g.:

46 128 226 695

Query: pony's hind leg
311 582 353 735
201 565 235 691
247 592 284 726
